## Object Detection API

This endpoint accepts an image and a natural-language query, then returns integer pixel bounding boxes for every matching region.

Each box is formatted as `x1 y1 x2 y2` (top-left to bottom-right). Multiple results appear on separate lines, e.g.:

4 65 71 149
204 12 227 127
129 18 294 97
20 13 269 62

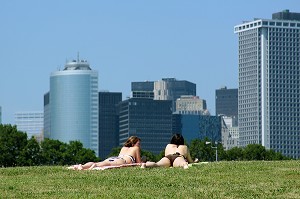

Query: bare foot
67 165 75 170
141 163 146 169
183 163 189 169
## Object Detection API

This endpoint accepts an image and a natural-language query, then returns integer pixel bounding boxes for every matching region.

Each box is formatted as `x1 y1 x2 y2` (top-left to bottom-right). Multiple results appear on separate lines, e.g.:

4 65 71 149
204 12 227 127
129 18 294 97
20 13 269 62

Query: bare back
118 146 141 163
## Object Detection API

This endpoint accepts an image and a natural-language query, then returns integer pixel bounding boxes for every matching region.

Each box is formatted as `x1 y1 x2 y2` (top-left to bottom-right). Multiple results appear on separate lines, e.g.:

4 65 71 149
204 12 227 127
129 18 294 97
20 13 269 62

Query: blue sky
0 1 299 124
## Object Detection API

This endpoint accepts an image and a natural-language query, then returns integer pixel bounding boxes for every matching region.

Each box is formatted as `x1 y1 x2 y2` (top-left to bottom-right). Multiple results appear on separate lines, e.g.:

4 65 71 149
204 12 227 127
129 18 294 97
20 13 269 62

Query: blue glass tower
48 59 99 156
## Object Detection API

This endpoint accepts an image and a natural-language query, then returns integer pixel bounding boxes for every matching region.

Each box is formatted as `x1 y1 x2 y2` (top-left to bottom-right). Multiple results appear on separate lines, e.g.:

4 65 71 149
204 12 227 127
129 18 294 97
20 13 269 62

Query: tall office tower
132 78 196 111
234 10 300 158
154 78 196 111
131 81 155 99
14 111 44 142
117 98 173 154
46 59 99 156
176 95 209 115
215 87 238 126
98 91 122 159
172 114 222 144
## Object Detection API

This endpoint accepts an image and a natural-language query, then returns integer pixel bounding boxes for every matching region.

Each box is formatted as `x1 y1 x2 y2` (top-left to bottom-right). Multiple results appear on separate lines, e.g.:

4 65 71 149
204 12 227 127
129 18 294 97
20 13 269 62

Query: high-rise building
173 114 222 144
117 98 173 154
234 10 300 158
154 78 196 111
176 95 209 115
215 87 238 126
132 78 196 112
14 111 44 142
45 59 99 156
98 91 122 159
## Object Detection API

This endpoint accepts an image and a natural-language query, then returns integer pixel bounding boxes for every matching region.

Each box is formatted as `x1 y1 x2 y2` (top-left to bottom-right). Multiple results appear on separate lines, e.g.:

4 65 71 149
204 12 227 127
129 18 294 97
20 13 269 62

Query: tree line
0 124 290 167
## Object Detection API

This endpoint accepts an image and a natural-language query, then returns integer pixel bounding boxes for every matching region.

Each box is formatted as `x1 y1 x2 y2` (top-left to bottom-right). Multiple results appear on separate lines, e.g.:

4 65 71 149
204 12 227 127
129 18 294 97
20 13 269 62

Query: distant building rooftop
63 59 91 71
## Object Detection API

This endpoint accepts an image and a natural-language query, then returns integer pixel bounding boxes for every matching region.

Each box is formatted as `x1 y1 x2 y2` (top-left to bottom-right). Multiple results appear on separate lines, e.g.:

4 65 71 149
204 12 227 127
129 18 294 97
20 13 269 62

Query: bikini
165 145 187 166
108 154 136 164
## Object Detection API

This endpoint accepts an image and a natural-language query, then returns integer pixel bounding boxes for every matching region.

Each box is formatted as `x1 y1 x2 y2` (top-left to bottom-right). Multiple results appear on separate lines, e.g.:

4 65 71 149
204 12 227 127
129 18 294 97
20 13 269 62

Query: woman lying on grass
68 136 142 170
141 134 198 169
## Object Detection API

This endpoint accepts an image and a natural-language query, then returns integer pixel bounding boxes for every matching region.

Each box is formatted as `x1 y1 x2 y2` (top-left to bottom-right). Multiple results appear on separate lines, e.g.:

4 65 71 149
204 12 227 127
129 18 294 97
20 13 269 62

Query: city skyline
1 1 298 124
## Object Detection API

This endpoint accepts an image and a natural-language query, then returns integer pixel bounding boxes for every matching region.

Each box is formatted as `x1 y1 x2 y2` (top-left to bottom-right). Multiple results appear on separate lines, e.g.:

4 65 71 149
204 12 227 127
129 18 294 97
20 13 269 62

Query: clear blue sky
0 1 298 124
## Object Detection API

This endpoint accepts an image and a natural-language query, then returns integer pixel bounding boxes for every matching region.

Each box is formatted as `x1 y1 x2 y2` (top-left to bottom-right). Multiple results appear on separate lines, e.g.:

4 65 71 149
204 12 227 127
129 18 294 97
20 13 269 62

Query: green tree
189 138 214 161
226 147 243 161
40 138 67 165
0 124 28 167
63 141 99 165
243 144 266 160
18 137 42 166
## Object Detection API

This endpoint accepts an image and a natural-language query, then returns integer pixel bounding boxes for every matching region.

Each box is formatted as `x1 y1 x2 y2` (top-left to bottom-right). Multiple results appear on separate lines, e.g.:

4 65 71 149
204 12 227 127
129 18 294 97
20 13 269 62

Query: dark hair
170 134 184 145
124 136 140 147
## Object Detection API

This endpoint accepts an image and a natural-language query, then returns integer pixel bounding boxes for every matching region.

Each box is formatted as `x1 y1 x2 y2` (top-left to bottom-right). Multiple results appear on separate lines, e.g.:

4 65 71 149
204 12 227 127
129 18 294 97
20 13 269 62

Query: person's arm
134 147 142 163
186 148 198 163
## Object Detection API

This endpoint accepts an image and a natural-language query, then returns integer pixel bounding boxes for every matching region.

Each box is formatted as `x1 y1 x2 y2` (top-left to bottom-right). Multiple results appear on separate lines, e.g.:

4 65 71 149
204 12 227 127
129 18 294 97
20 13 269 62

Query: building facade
234 10 300 158
176 95 208 115
173 114 222 144
45 59 99 156
117 98 173 154
215 87 238 123
132 78 196 112
14 111 44 142
98 91 122 159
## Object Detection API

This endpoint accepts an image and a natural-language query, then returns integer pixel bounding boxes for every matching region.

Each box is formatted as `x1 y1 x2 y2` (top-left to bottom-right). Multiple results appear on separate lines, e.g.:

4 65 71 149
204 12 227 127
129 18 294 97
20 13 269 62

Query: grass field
1 160 300 198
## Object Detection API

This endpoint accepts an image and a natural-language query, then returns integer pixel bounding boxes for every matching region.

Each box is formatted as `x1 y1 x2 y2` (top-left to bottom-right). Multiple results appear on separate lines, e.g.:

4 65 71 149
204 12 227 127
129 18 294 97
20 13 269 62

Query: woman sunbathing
141 134 198 169
69 136 142 170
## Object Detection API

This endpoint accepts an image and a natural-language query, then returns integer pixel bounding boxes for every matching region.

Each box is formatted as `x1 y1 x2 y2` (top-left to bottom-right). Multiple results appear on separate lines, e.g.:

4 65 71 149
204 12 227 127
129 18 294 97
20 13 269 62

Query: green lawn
1 161 300 198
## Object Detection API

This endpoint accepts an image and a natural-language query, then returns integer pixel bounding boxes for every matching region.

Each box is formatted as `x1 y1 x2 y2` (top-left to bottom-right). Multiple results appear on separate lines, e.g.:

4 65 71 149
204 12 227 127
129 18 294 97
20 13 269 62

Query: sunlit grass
1 161 300 198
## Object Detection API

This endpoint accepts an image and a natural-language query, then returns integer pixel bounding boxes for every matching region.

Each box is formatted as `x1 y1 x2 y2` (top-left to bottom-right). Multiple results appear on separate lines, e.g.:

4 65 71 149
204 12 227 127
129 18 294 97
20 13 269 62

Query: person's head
124 136 141 147
170 134 184 145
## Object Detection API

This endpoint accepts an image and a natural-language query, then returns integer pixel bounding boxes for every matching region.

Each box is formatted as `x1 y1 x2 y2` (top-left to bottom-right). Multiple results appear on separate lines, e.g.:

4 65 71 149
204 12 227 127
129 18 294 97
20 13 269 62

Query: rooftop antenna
77 52 80 62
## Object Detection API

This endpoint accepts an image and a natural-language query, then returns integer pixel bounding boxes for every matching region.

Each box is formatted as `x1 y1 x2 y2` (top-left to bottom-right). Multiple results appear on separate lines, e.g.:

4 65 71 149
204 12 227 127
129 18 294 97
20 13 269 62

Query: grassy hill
1 161 300 198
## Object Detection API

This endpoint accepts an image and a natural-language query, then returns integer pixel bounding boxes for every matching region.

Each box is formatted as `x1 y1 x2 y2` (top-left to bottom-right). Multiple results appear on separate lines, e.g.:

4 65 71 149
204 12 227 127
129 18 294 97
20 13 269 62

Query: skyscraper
234 10 300 158
132 78 196 112
215 87 238 126
176 95 208 115
45 59 99 156
15 111 44 142
117 98 173 154
98 91 122 159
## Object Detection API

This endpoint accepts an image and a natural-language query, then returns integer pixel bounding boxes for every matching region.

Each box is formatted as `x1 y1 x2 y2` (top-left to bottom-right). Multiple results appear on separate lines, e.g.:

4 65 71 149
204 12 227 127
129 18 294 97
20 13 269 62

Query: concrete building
14 111 44 142
98 91 122 159
132 78 196 112
117 98 173 154
221 116 239 150
234 10 300 158
45 58 99 156
175 95 209 115
215 87 238 126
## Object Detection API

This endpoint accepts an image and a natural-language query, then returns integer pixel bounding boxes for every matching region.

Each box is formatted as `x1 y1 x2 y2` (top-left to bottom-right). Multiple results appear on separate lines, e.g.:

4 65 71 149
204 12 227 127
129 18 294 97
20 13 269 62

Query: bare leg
141 157 170 168
173 157 189 169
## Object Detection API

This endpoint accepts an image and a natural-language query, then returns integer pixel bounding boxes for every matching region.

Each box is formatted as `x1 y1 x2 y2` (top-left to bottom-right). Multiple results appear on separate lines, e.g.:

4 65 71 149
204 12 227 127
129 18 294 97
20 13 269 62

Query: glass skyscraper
234 10 300 158
15 111 44 142
46 59 99 156
117 98 173 154
98 91 122 159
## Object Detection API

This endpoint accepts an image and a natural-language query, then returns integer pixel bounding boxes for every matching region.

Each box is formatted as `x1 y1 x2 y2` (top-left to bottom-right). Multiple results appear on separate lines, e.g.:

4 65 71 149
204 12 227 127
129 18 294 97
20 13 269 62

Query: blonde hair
124 136 140 147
